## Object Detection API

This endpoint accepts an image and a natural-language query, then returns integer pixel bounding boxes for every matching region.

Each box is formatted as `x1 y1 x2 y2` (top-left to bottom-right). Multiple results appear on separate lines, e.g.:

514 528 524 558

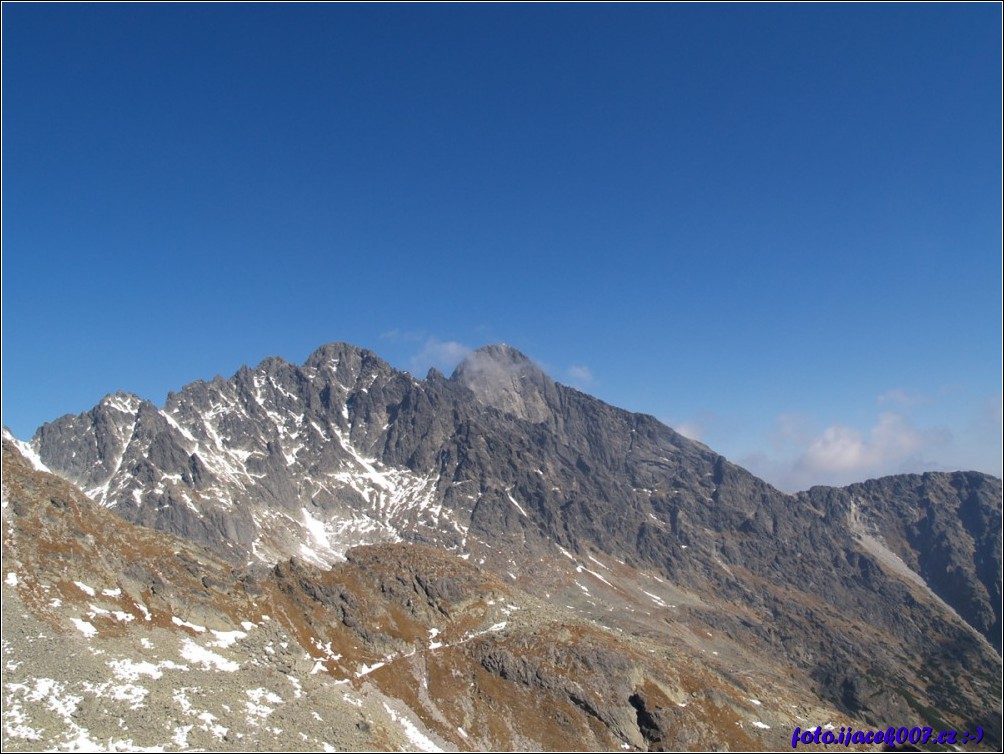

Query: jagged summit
304 340 381 368
451 343 555 423
451 343 545 385
459 342 534 365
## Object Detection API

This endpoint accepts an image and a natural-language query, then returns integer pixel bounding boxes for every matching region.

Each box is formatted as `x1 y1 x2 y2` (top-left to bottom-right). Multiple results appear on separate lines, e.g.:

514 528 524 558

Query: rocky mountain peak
451 344 555 423
463 343 533 365
304 341 383 370
302 341 399 390
98 391 144 414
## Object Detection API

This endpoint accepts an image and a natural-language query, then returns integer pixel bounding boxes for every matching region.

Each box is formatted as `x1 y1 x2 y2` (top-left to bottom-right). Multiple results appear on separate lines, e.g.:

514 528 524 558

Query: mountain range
3 342 1000 751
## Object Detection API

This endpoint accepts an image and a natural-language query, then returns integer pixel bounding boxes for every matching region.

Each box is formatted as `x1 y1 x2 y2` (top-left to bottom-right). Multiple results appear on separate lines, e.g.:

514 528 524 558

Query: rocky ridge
7 341 1003 749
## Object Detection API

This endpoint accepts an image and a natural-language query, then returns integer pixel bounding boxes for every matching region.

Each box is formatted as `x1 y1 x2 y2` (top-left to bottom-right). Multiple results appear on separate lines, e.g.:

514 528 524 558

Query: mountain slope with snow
16 341 1004 747
5 435 846 751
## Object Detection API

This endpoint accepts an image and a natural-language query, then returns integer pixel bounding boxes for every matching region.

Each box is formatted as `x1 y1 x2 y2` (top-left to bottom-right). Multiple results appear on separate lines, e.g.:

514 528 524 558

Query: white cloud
743 412 951 492
674 422 704 442
379 329 425 343
665 411 727 445
985 392 1003 429
768 413 812 449
798 424 871 474
566 365 594 387
877 388 928 407
798 413 939 475
409 338 472 375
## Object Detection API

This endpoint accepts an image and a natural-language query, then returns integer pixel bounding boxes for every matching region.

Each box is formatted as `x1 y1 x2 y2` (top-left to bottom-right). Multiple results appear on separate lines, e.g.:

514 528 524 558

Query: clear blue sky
3 4 1000 491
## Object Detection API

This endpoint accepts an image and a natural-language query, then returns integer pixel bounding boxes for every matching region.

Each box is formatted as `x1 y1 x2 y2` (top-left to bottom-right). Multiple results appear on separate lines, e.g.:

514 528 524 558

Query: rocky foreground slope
4 342 1002 750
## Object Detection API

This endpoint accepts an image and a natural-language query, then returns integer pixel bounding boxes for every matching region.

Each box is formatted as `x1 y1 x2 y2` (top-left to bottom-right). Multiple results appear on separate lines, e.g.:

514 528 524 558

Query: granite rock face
815 472 1002 651
26 341 1004 743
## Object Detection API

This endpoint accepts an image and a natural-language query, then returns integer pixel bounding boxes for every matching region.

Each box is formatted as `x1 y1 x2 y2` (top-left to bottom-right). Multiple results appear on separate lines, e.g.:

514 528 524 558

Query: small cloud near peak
566 365 594 388
409 338 472 375
674 422 703 442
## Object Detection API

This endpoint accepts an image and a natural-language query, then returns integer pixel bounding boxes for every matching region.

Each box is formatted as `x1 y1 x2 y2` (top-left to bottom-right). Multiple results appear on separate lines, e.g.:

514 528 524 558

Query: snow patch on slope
2 430 51 473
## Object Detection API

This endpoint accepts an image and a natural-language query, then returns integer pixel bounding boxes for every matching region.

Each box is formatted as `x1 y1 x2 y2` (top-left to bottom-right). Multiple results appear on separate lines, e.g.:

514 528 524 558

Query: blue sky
3 4 1000 491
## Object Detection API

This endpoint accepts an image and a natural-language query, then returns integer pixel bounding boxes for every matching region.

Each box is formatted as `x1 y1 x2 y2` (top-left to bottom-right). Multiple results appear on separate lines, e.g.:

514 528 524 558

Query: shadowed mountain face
20 342 1004 748
813 472 1003 653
